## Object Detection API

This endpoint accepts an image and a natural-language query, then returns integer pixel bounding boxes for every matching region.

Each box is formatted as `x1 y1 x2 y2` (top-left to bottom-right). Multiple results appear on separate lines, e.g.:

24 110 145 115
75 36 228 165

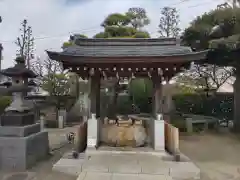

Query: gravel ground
180 131 240 180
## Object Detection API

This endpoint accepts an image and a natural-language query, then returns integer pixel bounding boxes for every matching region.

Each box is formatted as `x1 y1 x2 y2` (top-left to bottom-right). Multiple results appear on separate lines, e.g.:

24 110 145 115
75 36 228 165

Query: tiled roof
74 38 178 46
61 44 193 57
57 38 195 57
47 38 208 62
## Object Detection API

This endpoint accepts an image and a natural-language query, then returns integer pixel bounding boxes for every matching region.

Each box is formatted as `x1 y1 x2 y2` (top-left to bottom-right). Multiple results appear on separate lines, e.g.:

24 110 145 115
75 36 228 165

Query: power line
167 0 191 7
0 25 101 44
0 0 215 44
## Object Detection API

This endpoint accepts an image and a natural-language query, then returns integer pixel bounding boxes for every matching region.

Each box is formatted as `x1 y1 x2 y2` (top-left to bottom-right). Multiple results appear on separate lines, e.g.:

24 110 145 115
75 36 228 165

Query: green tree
94 7 151 38
182 7 240 131
31 57 74 111
126 7 150 30
93 32 109 38
128 78 152 113
62 34 88 49
133 31 150 38
158 7 181 37
101 13 131 27
15 19 34 69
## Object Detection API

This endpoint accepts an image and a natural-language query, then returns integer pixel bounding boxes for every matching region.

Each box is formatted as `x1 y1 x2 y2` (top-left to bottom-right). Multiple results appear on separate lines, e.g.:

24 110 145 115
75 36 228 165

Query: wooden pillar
90 73 100 118
0 44 3 80
152 75 163 117
151 75 165 151
163 81 174 114
87 70 101 149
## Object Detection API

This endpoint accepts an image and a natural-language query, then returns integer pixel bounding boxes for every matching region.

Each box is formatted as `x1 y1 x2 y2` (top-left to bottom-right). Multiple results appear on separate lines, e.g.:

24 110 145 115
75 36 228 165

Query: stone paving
53 150 200 180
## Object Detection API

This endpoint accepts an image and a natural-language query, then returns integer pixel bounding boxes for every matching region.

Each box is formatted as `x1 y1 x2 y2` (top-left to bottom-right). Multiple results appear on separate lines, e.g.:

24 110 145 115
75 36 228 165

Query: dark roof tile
62 45 192 57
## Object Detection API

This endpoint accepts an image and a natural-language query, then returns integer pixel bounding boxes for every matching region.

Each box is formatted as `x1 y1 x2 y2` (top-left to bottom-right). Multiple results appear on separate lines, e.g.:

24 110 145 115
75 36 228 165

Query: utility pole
0 16 2 71
227 0 239 8
232 0 237 8
0 16 2 81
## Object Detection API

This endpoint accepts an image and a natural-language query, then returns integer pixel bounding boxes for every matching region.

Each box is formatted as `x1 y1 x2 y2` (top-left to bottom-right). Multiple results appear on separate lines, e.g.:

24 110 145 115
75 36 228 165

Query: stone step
77 172 173 180
53 151 200 180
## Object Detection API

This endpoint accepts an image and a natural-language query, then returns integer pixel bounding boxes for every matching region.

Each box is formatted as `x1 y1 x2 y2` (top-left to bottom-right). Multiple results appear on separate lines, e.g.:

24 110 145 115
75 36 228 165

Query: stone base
153 120 165 151
87 115 98 148
0 111 35 126
0 123 41 137
0 131 49 170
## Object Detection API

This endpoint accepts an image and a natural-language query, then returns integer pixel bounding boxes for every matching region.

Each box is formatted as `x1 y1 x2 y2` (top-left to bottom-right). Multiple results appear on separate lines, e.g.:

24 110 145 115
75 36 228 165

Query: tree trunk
233 67 240 132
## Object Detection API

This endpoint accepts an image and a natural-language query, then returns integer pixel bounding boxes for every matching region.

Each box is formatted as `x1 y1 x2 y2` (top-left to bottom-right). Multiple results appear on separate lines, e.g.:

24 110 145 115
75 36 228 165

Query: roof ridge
75 37 176 42
75 38 178 46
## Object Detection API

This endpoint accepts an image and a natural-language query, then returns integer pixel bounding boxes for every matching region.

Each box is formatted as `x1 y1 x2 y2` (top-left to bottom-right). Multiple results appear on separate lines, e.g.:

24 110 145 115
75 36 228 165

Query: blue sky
0 0 224 68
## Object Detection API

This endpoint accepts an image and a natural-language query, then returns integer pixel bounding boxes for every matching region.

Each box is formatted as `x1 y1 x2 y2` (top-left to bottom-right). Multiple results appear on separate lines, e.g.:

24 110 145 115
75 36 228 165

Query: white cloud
0 0 224 69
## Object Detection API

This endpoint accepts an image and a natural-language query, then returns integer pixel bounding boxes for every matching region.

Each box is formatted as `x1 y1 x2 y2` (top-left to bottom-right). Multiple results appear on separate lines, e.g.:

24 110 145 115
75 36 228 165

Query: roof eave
46 50 208 64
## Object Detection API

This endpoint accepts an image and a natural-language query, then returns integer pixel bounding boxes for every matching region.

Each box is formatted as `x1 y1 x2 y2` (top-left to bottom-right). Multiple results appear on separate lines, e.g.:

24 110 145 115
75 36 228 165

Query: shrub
0 96 11 114
173 93 233 120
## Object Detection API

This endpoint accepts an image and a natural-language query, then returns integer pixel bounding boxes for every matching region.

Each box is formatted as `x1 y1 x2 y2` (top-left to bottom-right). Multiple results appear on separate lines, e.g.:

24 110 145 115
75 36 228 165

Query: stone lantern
0 57 37 125
0 56 49 170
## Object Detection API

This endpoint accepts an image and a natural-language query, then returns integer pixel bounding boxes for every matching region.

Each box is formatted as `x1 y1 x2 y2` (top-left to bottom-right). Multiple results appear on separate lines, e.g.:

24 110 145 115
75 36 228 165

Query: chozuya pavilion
47 38 208 151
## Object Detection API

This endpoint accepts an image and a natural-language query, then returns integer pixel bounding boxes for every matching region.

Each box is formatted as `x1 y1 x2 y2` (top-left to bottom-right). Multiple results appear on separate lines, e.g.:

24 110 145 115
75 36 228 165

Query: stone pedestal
87 114 98 149
153 114 165 151
40 115 45 130
58 109 66 129
1 112 35 126
0 123 49 170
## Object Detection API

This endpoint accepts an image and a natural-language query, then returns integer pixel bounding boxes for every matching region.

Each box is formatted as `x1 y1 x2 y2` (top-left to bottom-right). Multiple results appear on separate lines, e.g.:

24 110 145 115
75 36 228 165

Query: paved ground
79 153 199 180
180 131 240 180
0 126 79 180
54 148 200 180
3 126 240 180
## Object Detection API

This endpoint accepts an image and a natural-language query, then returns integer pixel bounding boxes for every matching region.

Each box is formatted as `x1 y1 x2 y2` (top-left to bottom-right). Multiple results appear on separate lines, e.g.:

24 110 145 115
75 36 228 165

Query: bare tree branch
176 64 234 92
158 7 181 37
15 19 34 69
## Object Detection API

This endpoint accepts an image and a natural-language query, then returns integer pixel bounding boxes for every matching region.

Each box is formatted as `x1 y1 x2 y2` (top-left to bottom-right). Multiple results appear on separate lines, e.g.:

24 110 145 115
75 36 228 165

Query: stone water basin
101 114 153 147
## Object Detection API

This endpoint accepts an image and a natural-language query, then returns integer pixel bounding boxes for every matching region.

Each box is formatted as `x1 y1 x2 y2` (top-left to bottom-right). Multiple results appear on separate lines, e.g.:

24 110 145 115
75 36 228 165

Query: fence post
186 118 193 133
40 115 45 130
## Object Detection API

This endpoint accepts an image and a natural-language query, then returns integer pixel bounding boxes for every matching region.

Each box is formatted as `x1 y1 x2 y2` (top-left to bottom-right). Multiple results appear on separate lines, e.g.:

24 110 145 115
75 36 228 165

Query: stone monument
0 57 49 170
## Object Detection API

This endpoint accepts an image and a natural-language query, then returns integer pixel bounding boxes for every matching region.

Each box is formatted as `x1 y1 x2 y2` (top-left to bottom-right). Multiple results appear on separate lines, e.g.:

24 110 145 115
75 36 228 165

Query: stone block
0 123 40 137
112 173 139 180
2 172 36 180
141 163 170 175
154 119 165 151
53 158 84 176
100 124 147 147
26 131 49 168
169 162 200 180
82 162 109 173
1 112 35 126
79 172 112 180
109 163 141 174
87 115 98 148
0 130 49 171
137 174 173 180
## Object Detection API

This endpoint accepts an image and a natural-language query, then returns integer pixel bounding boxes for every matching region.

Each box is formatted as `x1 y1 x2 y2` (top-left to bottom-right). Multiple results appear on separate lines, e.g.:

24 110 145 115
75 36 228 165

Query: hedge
173 93 233 120
115 92 234 121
